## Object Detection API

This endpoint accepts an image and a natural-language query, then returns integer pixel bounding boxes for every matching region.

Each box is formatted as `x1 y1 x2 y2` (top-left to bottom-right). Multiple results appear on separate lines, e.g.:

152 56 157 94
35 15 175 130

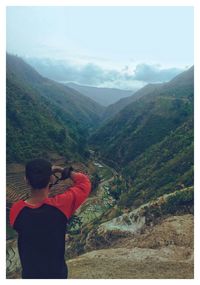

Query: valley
6 54 194 279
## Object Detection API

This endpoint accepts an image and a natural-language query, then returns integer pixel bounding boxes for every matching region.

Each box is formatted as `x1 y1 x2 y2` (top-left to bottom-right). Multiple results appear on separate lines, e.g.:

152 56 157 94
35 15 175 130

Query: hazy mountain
6 54 104 163
24 57 135 106
66 82 134 106
103 66 193 121
103 83 163 121
24 57 71 82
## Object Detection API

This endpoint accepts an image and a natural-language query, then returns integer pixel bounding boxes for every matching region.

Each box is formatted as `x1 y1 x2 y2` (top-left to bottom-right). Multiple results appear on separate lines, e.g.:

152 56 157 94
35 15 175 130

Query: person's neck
26 187 49 205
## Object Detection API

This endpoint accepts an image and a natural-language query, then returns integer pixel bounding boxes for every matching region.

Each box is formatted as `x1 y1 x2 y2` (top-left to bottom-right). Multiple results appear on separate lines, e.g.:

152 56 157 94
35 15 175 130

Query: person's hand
60 166 74 180
51 165 64 174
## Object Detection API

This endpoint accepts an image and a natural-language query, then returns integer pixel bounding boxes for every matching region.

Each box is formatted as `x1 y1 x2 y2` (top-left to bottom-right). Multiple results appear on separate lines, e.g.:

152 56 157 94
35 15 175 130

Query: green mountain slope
89 67 194 209
103 83 163 121
7 54 104 130
103 66 193 122
119 118 193 208
7 75 86 163
6 54 104 163
90 66 193 167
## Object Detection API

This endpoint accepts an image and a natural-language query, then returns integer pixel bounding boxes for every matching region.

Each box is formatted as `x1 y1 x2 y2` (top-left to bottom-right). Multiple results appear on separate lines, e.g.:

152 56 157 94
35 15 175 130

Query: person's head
25 159 52 190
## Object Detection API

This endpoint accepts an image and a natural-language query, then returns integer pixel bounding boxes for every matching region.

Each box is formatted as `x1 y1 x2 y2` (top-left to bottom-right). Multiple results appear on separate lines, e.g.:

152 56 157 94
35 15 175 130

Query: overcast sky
6 6 194 89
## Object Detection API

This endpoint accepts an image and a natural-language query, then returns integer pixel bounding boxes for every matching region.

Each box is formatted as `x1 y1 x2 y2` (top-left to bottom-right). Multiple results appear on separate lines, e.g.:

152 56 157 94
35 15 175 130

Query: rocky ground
67 214 194 279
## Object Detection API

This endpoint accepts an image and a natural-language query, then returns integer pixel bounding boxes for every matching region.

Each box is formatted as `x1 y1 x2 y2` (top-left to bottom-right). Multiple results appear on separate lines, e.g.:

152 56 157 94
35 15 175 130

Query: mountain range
90 66 193 164
65 82 134 106
6 53 194 209
24 57 135 106
103 66 194 122
6 54 194 279
89 66 194 207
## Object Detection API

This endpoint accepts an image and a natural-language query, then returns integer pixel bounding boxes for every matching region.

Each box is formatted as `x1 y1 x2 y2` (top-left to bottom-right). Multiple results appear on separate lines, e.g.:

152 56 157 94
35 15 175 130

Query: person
9 158 91 279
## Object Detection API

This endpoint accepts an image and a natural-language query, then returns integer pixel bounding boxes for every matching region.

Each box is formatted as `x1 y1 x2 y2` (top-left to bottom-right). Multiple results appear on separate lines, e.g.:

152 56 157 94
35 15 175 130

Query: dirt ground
67 214 194 279
67 247 193 279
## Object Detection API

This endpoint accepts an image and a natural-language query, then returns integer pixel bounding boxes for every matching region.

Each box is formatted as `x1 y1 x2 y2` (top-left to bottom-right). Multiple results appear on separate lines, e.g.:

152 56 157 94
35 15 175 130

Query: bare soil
67 214 194 279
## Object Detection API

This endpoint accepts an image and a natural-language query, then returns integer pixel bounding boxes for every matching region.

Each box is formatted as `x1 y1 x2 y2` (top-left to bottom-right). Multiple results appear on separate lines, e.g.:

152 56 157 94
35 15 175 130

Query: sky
6 6 194 89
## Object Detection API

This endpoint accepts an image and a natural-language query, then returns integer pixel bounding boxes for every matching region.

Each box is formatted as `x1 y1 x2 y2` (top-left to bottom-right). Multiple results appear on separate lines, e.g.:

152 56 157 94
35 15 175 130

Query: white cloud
25 57 186 91
133 63 184 83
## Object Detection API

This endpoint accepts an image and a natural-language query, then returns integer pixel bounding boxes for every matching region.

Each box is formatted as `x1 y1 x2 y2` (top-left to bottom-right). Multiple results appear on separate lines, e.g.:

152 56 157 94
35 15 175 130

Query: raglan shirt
9 172 91 279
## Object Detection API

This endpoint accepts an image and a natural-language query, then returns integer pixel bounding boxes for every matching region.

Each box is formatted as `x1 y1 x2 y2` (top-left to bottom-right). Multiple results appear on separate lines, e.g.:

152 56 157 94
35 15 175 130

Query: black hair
25 159 52 190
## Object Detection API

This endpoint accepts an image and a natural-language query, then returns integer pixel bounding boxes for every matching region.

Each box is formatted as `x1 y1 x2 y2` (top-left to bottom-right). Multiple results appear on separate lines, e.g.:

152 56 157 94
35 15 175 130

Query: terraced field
6 166 74 241
7 174 29 203
6 239 21 277
6 169 77 204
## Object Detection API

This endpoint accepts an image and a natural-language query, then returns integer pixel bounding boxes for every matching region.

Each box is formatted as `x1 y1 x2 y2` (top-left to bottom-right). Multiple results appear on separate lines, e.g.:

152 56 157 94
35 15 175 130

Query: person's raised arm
47 166 91 219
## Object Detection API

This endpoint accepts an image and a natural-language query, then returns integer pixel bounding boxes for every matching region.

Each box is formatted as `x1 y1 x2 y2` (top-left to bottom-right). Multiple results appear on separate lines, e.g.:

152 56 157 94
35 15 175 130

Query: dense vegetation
7 76 87 162
119 118 193 208
90 66 194 208
103 66 194 122
91 96 193 166
90 67 193 165
6 54 104 163
6 54 194 212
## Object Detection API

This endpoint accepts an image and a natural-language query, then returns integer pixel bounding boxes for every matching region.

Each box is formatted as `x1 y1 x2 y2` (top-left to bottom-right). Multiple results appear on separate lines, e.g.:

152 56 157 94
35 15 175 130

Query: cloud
25 57 185 91
69 63 146 90
133 63 183 83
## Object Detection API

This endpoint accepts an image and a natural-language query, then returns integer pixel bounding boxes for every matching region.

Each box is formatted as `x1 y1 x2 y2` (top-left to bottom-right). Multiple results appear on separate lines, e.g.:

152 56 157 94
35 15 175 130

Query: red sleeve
9 200 26 227
46 172 91 219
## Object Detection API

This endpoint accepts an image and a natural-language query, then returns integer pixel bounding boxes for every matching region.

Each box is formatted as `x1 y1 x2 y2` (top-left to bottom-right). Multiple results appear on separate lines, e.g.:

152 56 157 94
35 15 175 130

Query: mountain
120 118 194 208
24 57 73 82
24 57 136 107
6 54 194 279
90 66 193 163
103 67 193 122
89 67 194 204
66 82 134 106
6 54 104 163
7 54 105 129
103 83 163 121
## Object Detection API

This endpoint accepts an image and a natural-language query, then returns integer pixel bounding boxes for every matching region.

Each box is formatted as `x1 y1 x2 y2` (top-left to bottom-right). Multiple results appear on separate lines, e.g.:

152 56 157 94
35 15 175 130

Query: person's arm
47 168 91 219
69 171 91 211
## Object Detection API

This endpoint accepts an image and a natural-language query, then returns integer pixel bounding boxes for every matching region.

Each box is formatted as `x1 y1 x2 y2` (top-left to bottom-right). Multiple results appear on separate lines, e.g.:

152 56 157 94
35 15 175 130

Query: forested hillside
120 118 193 207
6 54 103 163
102 67 193 121
103 83 163 121
90 66 194 207
90 67 193 164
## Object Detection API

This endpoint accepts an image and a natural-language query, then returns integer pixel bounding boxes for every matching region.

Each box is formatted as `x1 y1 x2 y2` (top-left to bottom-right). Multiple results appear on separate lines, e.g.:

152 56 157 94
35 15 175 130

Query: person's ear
50 175 55 184
24 176 29 185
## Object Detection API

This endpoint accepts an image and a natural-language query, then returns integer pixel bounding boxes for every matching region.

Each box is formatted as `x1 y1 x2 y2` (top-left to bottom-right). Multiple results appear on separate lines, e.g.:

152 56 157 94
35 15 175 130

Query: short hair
25 159 52 190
